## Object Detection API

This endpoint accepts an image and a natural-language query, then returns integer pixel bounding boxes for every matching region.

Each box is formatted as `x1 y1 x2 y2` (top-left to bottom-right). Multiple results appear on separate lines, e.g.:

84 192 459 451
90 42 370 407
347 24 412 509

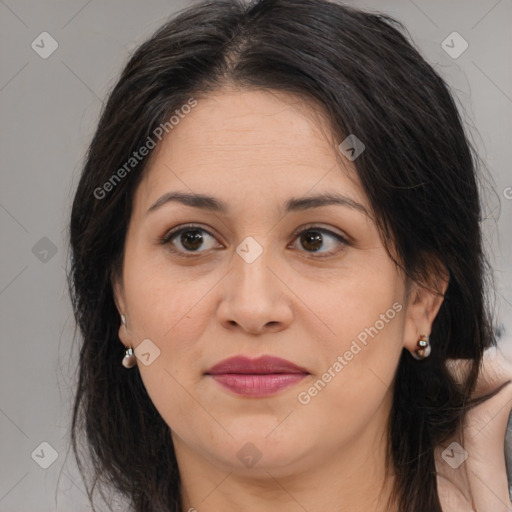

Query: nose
216 244 294 335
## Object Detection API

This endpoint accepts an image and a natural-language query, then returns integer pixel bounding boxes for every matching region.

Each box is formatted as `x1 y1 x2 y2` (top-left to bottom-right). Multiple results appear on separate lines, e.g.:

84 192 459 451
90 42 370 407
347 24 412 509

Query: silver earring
412 334 431 360
122 347 136 368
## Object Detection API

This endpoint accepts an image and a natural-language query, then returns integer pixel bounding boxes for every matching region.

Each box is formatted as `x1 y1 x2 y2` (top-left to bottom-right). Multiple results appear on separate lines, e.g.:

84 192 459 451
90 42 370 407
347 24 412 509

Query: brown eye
300 230 324 252
178 230 205 251
161 225 221 256
290 226 348 257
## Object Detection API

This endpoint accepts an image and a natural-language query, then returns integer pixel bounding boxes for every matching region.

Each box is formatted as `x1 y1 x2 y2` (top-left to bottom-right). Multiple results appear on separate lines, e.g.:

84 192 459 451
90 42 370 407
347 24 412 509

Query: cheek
291 305 404 449
294 260 405 411
123 252 218 341
302 254 405 356
121 256 217 414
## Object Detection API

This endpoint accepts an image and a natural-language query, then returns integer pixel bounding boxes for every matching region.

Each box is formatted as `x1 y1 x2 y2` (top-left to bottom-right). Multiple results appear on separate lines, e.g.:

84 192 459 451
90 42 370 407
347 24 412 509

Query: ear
403 263 449 354
112 272 132 349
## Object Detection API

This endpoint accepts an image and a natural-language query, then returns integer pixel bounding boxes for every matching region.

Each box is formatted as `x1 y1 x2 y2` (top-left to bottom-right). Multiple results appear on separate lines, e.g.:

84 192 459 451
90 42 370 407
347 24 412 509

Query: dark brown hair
68 1 497 510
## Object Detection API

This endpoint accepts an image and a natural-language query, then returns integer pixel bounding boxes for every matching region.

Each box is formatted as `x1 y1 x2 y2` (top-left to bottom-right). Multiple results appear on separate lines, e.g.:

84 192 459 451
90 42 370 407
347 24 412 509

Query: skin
437 350 512 511
114 87 447 512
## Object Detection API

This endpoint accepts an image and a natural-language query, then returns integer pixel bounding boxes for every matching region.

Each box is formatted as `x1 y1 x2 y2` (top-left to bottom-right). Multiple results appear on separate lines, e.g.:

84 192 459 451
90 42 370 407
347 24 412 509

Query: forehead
135 87 367 212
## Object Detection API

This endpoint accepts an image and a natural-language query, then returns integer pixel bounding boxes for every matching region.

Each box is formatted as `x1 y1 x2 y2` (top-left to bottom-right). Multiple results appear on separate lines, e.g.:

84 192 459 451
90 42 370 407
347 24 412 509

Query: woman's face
115 87 439 479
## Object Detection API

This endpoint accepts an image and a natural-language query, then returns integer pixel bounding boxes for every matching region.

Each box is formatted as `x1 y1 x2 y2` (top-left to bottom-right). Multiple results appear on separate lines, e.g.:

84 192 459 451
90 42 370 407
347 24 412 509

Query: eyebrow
147 191 368 215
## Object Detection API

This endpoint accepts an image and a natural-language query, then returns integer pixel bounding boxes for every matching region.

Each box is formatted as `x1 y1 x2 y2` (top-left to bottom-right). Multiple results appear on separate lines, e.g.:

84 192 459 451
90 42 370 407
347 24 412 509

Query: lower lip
208 373 307 397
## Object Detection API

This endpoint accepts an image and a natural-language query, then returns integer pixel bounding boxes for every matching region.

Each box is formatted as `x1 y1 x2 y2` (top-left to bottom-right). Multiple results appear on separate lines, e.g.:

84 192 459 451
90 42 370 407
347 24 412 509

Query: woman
68 0 512 510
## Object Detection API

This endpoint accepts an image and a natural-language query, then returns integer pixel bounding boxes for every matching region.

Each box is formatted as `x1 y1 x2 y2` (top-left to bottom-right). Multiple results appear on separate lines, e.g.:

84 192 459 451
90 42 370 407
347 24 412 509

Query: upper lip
205 355 309 375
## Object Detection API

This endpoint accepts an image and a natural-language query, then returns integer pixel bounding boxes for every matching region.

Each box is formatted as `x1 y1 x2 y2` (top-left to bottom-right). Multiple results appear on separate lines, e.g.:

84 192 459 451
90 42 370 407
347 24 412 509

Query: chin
217 439 311 477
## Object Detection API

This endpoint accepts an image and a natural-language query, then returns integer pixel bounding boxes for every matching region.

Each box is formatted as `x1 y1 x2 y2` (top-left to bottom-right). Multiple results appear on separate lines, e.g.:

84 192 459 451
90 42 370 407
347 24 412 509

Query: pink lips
205 355 309 397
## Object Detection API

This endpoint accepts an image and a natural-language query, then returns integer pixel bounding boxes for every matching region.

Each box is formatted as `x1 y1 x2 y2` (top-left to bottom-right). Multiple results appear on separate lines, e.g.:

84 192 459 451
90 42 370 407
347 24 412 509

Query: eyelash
159 223 350 259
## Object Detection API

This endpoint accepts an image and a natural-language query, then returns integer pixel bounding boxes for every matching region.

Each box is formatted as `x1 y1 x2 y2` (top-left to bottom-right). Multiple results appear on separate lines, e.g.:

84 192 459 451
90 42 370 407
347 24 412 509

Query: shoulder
435 346 512 512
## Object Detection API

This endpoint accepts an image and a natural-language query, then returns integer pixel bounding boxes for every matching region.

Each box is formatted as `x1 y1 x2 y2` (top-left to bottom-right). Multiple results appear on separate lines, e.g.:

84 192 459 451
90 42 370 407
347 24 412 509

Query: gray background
0 0 511 510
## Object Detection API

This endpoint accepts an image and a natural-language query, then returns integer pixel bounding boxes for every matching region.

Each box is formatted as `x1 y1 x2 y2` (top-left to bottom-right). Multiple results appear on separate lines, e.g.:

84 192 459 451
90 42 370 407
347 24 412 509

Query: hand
435 347 512 511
